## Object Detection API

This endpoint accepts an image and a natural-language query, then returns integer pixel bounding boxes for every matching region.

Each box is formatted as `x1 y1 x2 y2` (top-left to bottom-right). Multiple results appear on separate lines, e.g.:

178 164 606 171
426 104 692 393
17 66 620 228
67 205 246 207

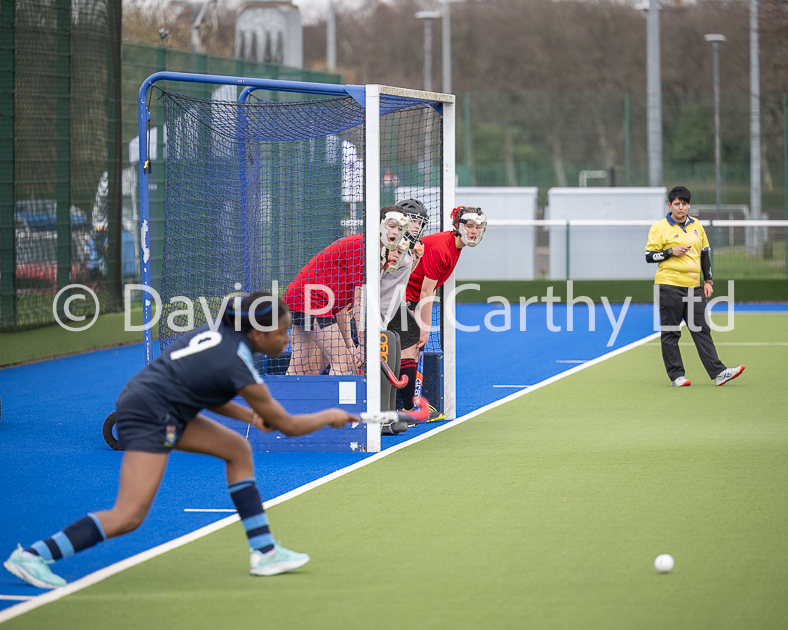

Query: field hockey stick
380 358 408 389
359 396 430 425
413 347 425 409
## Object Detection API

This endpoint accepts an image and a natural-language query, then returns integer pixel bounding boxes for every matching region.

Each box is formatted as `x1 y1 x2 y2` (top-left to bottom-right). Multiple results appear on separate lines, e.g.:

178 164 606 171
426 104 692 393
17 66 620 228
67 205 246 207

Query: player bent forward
284 206 413 376
283 231 369 375
3 293 356 589
645 185 744 387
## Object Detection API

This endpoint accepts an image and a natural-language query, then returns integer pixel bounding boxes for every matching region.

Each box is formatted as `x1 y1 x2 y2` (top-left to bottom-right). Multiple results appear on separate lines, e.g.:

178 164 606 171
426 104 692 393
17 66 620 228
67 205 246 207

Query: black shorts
387 306 420 350
116 389 189 454
290 311 337 330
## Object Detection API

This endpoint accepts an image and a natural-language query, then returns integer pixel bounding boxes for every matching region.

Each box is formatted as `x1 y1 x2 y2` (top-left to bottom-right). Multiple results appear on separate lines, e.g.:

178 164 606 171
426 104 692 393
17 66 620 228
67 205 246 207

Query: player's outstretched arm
238 383 354 437
208 401 256 422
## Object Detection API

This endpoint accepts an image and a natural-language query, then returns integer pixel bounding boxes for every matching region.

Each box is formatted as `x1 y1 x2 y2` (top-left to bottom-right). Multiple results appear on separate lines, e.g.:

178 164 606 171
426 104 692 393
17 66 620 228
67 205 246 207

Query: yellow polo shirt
646 214 710 288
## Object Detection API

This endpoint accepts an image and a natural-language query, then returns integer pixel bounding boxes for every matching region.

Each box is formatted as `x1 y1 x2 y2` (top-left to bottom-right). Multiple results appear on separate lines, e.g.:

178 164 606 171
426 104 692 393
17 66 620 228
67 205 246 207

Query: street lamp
704 33 727 221
415 10 441 92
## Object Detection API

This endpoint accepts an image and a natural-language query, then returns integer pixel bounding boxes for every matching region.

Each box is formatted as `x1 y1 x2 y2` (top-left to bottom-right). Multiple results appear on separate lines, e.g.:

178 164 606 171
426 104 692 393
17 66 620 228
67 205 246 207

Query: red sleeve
419 245 446 282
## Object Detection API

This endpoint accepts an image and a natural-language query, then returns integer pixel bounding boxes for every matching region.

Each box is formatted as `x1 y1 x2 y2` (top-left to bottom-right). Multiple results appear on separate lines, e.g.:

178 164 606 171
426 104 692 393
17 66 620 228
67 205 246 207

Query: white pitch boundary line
0 331 659 624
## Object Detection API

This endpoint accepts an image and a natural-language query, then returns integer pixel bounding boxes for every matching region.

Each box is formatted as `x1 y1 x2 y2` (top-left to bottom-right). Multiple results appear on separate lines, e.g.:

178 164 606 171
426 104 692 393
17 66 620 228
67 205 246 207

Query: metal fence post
0 0 15 328
624 92 630 187
783 93 787 277
55 0 71 312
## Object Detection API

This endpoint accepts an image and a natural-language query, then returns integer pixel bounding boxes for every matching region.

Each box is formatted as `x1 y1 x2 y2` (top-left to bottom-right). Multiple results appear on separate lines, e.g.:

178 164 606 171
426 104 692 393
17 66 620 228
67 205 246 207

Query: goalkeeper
4 293 355 589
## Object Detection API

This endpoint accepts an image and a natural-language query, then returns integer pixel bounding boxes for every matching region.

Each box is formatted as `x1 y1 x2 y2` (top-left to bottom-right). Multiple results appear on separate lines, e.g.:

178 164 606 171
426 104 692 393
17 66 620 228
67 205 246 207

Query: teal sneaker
250 542 310 576
4 545 67 589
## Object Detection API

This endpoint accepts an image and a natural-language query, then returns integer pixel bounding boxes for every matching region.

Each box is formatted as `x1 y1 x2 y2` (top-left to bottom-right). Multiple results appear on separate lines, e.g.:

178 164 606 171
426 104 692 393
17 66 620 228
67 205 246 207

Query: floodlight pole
646 0 662 187
442 0 451 94
704 34 726 222
327 0 336 72
415 11 441 92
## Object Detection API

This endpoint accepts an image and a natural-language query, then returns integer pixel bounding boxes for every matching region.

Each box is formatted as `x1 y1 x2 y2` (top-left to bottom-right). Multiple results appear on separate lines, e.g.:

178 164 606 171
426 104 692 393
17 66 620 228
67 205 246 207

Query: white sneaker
715 365 745 386
250 542 310 576
671 376 691 387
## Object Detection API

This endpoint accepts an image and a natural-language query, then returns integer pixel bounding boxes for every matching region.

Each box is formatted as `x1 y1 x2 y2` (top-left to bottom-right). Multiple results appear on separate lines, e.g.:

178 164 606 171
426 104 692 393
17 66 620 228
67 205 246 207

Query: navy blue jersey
121 321 262 421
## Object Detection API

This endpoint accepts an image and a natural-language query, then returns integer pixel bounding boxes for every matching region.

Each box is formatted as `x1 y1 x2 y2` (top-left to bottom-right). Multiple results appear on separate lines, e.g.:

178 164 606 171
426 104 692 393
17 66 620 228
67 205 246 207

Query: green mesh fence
0 0 122 331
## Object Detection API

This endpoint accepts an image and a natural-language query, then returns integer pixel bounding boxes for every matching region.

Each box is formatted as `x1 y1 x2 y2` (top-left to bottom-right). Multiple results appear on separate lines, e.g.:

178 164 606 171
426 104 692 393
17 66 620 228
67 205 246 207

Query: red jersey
284 234 364 316
405 231 462 302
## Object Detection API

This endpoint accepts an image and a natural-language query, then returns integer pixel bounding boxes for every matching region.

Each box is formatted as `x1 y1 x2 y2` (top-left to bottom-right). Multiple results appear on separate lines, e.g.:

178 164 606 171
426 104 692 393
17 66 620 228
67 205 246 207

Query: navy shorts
116 389 189 453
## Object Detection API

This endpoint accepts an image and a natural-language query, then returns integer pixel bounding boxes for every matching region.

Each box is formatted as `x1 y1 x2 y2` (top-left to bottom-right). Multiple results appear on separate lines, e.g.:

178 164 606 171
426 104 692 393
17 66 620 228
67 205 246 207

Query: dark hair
221 291 290 332
668 186 691 204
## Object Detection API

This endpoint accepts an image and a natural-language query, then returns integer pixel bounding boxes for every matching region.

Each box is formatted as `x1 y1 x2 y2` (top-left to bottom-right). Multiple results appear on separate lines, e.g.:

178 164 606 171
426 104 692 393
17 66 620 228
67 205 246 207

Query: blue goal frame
136 71 457 450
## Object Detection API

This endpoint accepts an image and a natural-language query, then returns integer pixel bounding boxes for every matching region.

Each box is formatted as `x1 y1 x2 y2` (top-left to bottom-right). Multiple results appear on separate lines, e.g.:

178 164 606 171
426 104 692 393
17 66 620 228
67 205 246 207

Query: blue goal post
136 72 457 451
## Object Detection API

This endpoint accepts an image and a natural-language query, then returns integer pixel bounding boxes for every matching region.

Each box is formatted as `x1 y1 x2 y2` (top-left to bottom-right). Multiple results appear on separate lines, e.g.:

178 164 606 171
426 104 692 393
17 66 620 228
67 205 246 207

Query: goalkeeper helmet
452 206 488 247
379 206 408 250
383 236 410 273
396 198 429 241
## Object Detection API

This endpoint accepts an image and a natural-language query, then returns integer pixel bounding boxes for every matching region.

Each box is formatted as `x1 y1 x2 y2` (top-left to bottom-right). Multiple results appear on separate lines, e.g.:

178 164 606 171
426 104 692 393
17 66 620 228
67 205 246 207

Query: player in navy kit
4 292 355 589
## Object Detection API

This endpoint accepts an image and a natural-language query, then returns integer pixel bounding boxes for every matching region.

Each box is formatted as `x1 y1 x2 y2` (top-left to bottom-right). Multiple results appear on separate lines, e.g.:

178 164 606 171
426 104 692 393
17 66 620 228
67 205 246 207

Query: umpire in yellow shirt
645 186 745 387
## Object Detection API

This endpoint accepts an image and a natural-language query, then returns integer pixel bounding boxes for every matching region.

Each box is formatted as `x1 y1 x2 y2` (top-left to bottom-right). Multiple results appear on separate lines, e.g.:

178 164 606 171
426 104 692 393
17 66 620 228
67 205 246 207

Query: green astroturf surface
6 314 788 629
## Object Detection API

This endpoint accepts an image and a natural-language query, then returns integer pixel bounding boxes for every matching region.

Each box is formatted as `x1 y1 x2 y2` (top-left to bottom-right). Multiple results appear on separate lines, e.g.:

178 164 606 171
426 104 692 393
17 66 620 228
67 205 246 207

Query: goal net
137 74 455 449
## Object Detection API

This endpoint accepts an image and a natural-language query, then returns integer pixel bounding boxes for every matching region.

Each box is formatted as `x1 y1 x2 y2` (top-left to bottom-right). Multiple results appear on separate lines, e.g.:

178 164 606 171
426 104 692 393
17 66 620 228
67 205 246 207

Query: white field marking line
0 330 659 624
709 309 788 314
0 515 240 624
183 509 236 513
0 596 34 602
556 360 586 364
644 342 788 347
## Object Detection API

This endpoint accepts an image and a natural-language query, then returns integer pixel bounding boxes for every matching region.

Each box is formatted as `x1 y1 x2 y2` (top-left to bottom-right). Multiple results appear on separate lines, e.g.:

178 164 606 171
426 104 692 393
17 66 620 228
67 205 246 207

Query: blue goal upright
135 72 456 452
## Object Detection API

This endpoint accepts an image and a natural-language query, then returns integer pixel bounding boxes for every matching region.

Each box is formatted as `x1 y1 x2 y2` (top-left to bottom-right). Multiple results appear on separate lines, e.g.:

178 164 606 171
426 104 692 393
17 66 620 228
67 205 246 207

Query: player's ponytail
222 291 290 332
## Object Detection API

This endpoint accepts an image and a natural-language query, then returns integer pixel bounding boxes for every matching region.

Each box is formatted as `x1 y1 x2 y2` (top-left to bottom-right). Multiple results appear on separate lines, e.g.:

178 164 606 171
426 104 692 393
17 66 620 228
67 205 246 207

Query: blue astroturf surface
1 302 785 607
